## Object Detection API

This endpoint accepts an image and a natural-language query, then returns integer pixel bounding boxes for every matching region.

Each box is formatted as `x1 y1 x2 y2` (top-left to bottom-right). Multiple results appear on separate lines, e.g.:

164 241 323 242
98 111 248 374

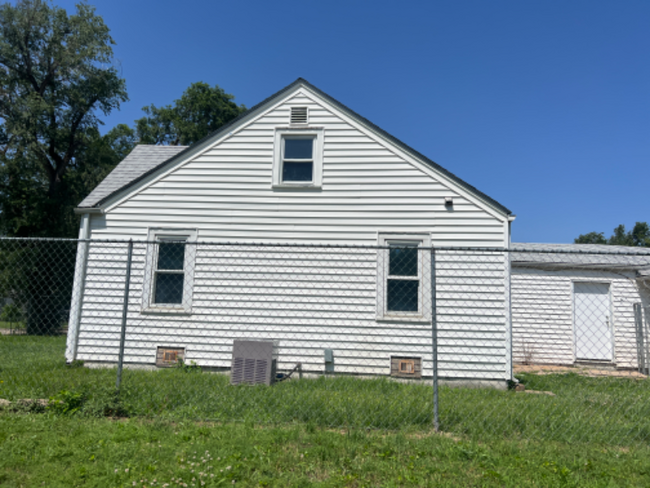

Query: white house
510 243 650 370
66 79 515 386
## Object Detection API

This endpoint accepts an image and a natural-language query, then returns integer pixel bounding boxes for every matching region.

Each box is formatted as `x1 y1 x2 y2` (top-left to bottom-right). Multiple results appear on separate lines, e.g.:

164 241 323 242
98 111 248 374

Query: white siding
436 250 508 379
71 87 510 382
74 244 509 380
93 91 507 246
512 267 650 368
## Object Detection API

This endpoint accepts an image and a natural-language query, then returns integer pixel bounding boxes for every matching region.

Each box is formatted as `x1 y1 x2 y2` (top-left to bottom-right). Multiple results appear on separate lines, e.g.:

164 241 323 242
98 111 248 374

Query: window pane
387 279 419 312
157 242 185 270
389 247 418 276
284 138 313 159
283 162 313 182
154 273 184 304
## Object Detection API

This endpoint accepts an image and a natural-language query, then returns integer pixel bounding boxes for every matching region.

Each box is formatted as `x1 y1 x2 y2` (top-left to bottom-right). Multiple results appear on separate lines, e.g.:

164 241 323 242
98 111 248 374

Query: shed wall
512 267 649 368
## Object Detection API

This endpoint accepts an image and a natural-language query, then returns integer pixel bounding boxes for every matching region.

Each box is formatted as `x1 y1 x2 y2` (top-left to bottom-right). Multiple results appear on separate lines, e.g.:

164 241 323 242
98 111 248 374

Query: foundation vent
156 347 185 367
391 356 422 379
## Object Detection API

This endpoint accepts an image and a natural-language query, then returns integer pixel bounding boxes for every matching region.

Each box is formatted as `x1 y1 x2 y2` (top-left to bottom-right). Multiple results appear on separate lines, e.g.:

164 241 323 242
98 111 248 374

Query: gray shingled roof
511 242 650 275
77 78 512 215
78 145 188 208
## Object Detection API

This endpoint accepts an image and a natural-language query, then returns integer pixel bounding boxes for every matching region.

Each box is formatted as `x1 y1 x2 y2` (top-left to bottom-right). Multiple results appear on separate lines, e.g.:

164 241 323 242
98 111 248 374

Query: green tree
135 81 246 146
608 224 633 246
574 232 607 245
0 0 128 238
0 124 135 239
575 222 650 248
0 0 127 334
67 124 136 207
630 222 650 247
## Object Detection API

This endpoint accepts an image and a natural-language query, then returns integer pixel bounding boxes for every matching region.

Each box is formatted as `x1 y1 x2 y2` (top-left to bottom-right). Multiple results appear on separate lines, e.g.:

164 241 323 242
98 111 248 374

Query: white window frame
376 233 432 322
272 127 324 189
142 228 198 314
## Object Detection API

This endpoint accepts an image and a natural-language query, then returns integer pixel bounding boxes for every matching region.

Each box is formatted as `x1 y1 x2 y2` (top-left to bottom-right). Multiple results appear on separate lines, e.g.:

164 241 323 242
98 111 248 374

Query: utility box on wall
324 348 334 373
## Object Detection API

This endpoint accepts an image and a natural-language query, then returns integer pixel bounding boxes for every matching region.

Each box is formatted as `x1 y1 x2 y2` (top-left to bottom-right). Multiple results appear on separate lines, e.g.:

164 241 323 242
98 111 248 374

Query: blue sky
50 0 649 243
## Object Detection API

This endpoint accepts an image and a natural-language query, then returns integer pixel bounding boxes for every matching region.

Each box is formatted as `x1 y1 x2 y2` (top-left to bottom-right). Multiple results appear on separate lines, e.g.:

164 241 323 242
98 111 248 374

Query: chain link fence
1 237 650 445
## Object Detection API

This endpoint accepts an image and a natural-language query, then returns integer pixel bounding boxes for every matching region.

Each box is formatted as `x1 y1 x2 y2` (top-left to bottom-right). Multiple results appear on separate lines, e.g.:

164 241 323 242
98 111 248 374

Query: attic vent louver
230 340 278 386
290 106 308 125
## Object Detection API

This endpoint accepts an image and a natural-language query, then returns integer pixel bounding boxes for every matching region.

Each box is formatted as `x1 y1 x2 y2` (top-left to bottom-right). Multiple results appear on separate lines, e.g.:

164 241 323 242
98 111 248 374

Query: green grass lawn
2 336 650 445
0 320 23 329
2 414 650 487
2 336 650 486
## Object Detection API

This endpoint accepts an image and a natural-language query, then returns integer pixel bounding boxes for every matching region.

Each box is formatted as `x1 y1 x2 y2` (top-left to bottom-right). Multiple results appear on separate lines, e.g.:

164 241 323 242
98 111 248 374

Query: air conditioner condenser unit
230 340 278 386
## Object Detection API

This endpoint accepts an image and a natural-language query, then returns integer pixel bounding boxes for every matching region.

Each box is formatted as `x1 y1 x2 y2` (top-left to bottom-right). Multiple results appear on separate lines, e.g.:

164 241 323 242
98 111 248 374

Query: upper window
142 229 197 313
377 233 431 322
273 128 323 188
283 138 314 182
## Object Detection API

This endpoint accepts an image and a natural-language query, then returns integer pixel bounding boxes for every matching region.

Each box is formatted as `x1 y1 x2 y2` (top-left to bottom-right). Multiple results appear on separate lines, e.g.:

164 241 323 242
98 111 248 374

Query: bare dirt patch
514 364 647 379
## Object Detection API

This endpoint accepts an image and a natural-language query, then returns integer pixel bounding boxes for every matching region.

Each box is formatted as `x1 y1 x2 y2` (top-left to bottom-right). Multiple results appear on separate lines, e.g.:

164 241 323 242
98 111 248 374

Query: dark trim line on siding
86 78 511 216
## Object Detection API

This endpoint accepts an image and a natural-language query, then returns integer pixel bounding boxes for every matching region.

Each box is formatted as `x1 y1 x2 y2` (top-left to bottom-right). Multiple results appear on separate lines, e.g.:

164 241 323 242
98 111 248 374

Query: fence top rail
1 236 650 257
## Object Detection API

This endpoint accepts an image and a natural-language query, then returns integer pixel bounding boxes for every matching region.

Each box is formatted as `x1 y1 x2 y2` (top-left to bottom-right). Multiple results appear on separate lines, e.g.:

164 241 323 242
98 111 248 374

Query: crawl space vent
390 356 422 379
156 347 185 367
290 106 308 125
231 340 278 386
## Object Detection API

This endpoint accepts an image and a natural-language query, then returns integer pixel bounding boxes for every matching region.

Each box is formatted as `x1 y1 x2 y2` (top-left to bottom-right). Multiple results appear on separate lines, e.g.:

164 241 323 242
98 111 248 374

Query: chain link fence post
430 247 439 431
116 239 134 393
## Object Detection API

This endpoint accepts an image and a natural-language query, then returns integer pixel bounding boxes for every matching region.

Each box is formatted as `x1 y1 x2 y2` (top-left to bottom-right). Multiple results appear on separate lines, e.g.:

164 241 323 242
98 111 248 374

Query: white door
574 282 613 361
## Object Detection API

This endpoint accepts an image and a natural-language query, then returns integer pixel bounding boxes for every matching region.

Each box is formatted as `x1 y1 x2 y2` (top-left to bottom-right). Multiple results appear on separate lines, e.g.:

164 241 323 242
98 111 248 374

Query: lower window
377 233 431 321
142 229 197 313
154 240 186 304
387 245 420 312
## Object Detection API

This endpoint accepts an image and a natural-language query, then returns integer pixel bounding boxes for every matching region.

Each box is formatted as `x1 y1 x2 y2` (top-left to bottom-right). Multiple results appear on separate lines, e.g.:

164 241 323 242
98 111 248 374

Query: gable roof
511 242 650 275
77 78 511 215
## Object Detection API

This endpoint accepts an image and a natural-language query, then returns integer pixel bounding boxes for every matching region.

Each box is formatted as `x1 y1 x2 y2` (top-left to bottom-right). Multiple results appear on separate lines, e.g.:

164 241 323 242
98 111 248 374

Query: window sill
272 183 322 191
141 306 192 316
376 316 431 324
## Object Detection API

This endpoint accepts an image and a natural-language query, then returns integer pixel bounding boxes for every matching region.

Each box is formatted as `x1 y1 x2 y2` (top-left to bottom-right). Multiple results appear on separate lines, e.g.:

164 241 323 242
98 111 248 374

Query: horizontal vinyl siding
75 245 509 380
512 267 647 368
91 92 506 247
76 90 509 381
435 251 508 379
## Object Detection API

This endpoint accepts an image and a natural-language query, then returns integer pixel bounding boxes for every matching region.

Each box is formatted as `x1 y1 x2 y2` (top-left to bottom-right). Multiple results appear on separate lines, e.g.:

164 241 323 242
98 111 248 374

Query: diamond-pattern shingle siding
77 145 188 208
